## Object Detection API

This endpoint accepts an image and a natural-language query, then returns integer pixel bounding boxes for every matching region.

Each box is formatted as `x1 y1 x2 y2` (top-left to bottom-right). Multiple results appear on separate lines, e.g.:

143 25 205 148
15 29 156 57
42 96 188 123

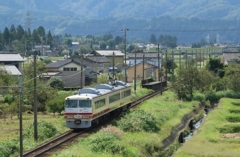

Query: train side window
109 93 120 103
123 90 131 98
95 99 106 109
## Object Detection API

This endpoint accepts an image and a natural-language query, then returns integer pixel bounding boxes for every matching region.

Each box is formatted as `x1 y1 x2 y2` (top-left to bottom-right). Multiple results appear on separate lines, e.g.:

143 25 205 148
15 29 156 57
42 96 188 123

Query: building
71 54 110 74
126 62 159 83
95 50 125 69
128 51 162 67
222 52 240 65
45 59 85 89
0 52 24 73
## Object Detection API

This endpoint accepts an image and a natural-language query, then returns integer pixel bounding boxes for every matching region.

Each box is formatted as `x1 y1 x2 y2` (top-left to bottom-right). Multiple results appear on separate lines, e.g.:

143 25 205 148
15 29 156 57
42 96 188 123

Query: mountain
0 0 240 43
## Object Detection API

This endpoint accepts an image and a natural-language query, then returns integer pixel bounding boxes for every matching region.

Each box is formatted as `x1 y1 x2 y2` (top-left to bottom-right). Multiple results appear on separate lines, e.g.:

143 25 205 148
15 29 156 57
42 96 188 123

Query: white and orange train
64 81 132 129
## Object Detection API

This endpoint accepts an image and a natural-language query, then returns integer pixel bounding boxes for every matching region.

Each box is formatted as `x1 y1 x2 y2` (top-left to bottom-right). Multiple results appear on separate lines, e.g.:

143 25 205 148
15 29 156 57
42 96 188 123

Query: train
64 80 132 129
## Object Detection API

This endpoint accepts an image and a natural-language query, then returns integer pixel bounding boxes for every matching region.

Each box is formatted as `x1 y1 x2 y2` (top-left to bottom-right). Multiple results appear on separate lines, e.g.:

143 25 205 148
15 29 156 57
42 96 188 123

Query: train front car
64 94 93 129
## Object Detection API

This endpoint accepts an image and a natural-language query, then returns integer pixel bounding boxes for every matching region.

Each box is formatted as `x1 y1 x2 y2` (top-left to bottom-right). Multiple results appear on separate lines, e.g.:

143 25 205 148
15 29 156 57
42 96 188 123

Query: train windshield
65 100 78 108
65 100 91 108
79 100 91 108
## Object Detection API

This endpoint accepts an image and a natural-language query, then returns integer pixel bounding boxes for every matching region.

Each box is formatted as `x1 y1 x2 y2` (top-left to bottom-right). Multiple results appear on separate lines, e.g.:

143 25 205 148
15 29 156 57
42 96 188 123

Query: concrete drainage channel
160 104 207 155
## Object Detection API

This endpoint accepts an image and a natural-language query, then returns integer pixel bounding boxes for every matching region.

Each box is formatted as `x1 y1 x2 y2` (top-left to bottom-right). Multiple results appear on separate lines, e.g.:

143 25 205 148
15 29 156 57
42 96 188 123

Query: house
126 61 159 83
222 52 240 65
128 50 162 67
71 54 110 74
95 50 125 69
0 52 24 73
34 45 51 56
45 59 85 89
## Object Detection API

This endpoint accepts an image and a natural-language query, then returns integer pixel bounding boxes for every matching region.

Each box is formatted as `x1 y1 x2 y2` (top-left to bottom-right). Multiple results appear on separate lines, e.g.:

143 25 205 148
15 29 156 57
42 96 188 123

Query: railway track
19 89 166 157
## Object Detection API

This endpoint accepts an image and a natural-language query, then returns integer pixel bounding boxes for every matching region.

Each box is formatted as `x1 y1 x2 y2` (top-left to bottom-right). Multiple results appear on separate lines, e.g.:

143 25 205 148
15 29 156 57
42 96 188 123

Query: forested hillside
0 0 240 43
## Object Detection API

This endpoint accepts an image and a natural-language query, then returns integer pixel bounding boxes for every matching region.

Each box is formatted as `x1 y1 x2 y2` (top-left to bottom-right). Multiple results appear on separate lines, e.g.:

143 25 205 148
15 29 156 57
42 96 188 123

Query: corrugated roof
0 65 22 75
86 56 110 63
128 52 161 58
46 59 81 68
223 53 240 62
0 53 24 62
96 50 124 56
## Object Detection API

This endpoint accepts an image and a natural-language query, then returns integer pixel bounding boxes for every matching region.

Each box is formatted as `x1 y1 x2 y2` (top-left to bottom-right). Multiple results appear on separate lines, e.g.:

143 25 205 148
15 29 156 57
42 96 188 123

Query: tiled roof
95 50 124 56
86 56 110 63
0 53 24 62
128 52 161 58
46 59 80 68
0 65 22 75
223 53 240 62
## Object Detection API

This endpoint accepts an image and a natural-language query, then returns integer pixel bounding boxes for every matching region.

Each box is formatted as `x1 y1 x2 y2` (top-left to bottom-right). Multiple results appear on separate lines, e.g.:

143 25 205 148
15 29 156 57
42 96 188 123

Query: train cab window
79 100 91 108
65 100 78 108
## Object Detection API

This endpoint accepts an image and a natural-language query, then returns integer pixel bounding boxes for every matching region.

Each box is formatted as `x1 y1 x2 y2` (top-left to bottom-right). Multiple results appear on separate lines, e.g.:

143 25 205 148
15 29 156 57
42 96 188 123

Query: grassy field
51 91 198 157
173 98 240 157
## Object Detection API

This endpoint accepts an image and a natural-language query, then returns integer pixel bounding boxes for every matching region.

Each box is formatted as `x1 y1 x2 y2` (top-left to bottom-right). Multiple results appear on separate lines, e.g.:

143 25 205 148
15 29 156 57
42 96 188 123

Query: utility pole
160 49 163 95
19 75 23 157
165 49 168 85
142 52 145 81
157 44 160 81
80 54 83 89
34 52 38 141
112 52 115 79
122 28 129 83
134 51 137 92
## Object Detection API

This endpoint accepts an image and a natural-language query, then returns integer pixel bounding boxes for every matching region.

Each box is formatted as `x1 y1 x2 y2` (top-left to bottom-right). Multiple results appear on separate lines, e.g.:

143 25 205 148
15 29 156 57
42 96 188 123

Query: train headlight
67 116 74 119
82 116 90 119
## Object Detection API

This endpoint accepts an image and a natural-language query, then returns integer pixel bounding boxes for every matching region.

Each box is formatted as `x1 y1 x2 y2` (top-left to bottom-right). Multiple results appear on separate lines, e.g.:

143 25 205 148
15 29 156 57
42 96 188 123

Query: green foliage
218 124 240 134
87 131 126 155
49 78 64 90
226 116 240 122
193 92 206 102
0 140 18 157
206 58 224 73
4 94 14 104
114 110 159 132
206 90 240 105
143 139 163 156
23 121 57 141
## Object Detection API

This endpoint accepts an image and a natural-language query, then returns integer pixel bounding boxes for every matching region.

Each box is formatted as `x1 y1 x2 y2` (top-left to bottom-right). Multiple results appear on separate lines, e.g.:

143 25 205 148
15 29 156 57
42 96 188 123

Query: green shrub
219 125 240 134
205 92 221 105
114 110 159 132
0 140 18 157
229 109 240 113
226 116 240 122
193 92 206 102
23 121 57 141
87 131 126 155
4 94 14 104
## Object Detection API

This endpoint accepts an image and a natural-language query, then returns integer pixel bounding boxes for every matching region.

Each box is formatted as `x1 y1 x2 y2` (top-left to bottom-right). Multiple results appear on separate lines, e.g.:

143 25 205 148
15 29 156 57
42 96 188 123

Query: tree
149 34 157 44
9 24 16 41
115 36 123 45
49 78 64 89
100 41 107 49
37 26 46 39
32 29 41 44
16 25 25 40
46 30 53 47
195 68 214 92
107 39 115 49
3 27 10 45
171 65 199 100
224 64 240 92
206 58 224 74
126 44 135 52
